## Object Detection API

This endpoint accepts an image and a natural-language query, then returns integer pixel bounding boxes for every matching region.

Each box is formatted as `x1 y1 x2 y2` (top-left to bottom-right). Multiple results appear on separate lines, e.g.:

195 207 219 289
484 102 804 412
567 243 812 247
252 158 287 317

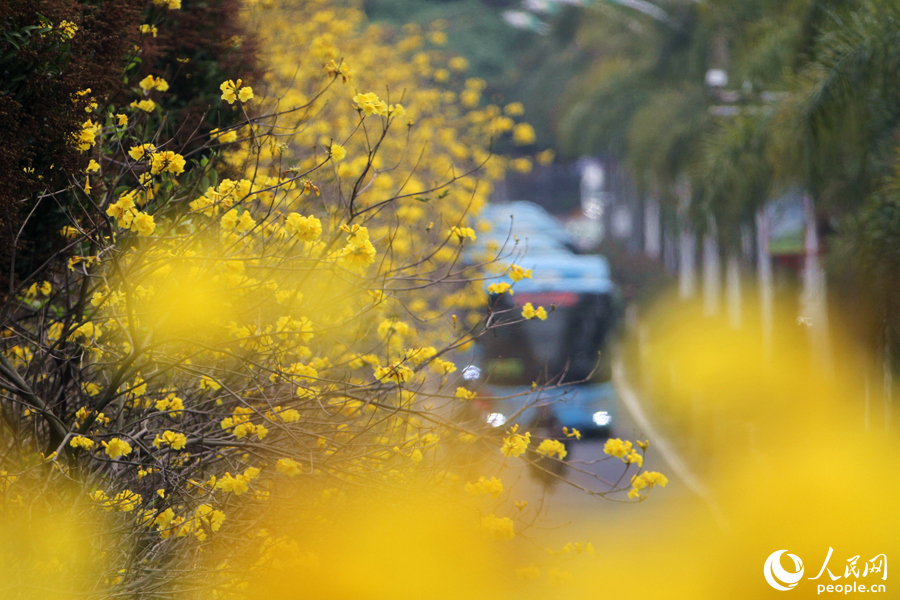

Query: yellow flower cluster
215 466 260 495
69 435 95 450
90 489 142 512
57 20 78 40
501 426 531 458
488 282 512 295
152 430 188 450
335 224 377 271
465 476 504 499
152 0 181 9
454 386 476 400
628 471 668 499
284 213 322 241
102 438 132 459
481 514 515 540
324 59 353 83
106 192 156 236
276 458 302 476
536 438 567 460
521 302 548 321
374 361 414 384
603 438 644 468
220 79 254 104
139 75 169 93
450 226 477 242
508 264 533 282
220 407 269 440
73 119 100 152
352 91 388 116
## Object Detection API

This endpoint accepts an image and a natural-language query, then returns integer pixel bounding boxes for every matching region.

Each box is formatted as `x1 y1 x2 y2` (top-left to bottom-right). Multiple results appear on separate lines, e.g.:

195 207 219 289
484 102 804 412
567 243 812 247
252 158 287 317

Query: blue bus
460 204 620 439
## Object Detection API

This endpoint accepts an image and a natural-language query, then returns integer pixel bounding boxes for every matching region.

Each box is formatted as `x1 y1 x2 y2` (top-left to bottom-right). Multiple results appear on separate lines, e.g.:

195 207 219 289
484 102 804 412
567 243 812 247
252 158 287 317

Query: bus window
480 293 614 386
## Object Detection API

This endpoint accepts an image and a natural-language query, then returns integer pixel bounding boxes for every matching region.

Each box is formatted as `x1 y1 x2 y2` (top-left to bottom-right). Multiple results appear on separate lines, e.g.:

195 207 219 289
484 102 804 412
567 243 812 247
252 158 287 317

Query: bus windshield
478 291 615 386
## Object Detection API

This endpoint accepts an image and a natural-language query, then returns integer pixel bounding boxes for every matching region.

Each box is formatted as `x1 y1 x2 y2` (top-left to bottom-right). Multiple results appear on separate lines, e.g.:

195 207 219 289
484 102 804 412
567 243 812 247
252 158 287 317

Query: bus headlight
592 411 612 426
485 412 507 428
462 365 481 381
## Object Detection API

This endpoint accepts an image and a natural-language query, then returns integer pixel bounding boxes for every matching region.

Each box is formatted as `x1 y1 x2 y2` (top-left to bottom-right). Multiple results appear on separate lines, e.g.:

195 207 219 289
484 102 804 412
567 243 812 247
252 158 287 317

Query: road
504 361 724 547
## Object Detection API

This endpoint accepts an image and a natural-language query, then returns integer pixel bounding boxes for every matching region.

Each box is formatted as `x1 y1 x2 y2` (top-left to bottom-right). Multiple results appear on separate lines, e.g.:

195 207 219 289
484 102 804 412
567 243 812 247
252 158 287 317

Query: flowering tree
0 1 664 597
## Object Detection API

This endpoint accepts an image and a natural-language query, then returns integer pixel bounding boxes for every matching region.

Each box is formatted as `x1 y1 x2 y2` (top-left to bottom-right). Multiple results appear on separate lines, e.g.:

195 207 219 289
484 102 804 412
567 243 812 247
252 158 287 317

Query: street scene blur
0 0 898 598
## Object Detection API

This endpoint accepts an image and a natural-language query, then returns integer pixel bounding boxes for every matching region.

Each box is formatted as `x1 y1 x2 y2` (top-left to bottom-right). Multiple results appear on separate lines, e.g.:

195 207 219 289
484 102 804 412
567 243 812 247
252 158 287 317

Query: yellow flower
337 237 377 272
603 438 632 460
352 92 388 116
378 318 410 338
112 489 142 512
428 30 447 46
74 119 100 152
69 435 95 450
625 449 644 468
481 514 515 540
210 127 238 143
139 24 158 37
508 264 532 282
329 142 346 161
324 59 353 83
86 159 100 173
536 438 567 460
199 376 220 391
276 458 301 476
512 122 536 145
449 226 476 242
521 302 547 320
430 359 456 375
116 113 128 127
57 20 78 40
563 427 582 440
521 302 535 319
149 151 185 175
628 471 668 499
488 282 512 296
501 428 531 458
103 438 132 459
131 212 155 236
504 102 525 116
454 387 476 400
152 0 181 9
374 361 413 384
220 79 240 104
284 213 322 241
139 75 169 92
449 56 469 71
512 157 533 173
128 144 155 161
238 86 254 102
465 476 503 498
405 346 437 365
134 99 156 112
152 430 188 450
220 79 252 104
536 149 555 166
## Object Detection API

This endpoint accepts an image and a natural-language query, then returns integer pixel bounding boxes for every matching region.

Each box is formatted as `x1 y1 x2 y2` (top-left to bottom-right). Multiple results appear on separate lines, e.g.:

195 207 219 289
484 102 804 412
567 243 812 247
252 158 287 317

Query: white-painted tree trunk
644 197 661 259
801 195 831 373
677 179 695 300
703 218 720 316
756 208 773 359
726 254 741 329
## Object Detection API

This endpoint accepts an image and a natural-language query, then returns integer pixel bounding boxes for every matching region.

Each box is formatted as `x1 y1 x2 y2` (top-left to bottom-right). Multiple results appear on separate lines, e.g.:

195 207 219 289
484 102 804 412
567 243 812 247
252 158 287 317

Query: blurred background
362 0 900 596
